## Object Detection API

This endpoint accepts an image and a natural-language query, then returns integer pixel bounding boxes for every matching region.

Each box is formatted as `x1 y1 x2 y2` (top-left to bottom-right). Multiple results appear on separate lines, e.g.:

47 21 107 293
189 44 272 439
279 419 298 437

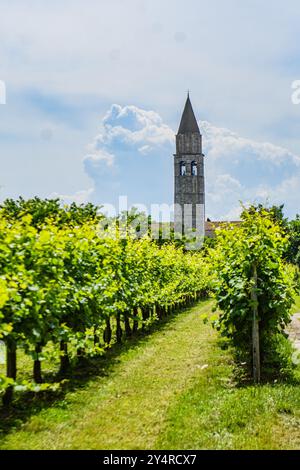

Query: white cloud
84 149 115 168
220 205 243 222
50 188 94 205
91 104 173 154
82 104 300 219
201 120 300 219
2 0 300 145
3 1 300 216
82 104 174 207
202 121 300 167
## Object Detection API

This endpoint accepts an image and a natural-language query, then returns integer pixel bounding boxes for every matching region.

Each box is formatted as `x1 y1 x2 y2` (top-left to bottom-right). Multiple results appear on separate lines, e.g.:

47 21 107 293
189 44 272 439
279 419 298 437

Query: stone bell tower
174 94 205 234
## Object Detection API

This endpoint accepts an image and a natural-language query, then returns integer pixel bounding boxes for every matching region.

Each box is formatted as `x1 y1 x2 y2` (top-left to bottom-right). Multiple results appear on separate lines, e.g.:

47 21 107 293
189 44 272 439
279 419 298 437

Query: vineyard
1 199 300 450
0 198 212 405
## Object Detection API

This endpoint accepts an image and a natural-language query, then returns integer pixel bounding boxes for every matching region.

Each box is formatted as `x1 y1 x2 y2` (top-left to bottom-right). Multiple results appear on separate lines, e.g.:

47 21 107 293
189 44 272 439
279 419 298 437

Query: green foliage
3 301 300 450
0 198 212 402
211 205 295 377
246 203 288 227
286 215 300 265
245 203 300 268
261 332 294 376
0 196 103 228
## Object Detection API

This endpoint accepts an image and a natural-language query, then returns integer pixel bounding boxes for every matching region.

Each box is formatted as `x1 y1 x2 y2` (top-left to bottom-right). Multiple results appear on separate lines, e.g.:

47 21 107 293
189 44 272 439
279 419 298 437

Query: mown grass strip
2 299 300 450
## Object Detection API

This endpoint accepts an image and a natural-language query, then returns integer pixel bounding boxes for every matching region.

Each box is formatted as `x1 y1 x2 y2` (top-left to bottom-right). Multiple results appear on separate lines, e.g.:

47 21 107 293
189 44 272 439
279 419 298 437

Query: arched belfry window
191 161 197 176
180 161 186 176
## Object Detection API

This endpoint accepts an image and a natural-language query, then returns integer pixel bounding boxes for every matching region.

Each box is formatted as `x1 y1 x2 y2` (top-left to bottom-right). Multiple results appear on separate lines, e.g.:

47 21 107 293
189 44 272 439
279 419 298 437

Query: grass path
1 300 300 450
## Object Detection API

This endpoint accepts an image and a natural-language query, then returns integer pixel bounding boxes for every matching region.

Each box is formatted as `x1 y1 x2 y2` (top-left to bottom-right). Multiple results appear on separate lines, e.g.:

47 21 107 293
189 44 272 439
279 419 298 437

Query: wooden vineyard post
132 307 138 333
103 318 112 345
33 343 43 383
2 339 17 405
251 263 261 384
59 341 70 375
124 314 132 338
116 313 122 343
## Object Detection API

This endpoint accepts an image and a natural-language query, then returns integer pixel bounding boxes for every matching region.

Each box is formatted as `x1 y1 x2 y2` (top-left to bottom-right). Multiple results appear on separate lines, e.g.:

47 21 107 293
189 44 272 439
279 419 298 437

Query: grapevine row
0 199 211 404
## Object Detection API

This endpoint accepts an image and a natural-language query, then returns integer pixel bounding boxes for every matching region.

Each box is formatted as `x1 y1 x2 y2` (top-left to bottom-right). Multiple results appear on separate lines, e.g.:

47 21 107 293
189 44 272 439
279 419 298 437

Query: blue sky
1 0 300 219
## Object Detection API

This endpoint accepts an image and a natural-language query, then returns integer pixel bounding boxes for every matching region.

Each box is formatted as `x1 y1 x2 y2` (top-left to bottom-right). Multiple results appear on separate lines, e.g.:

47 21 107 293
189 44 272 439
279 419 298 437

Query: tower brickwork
174 95 205 233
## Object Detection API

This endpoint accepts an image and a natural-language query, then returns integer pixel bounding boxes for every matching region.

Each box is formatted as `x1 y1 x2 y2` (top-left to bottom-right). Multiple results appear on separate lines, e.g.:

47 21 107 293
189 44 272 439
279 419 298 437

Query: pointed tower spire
174 95 205 233
178 94 200 134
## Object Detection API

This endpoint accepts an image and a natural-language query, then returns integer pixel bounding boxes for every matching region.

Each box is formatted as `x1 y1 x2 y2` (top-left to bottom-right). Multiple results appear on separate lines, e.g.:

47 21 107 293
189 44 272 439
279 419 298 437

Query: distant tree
243 204 300 266
244 203 288 228
0 197 103 228
286 215 300 266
